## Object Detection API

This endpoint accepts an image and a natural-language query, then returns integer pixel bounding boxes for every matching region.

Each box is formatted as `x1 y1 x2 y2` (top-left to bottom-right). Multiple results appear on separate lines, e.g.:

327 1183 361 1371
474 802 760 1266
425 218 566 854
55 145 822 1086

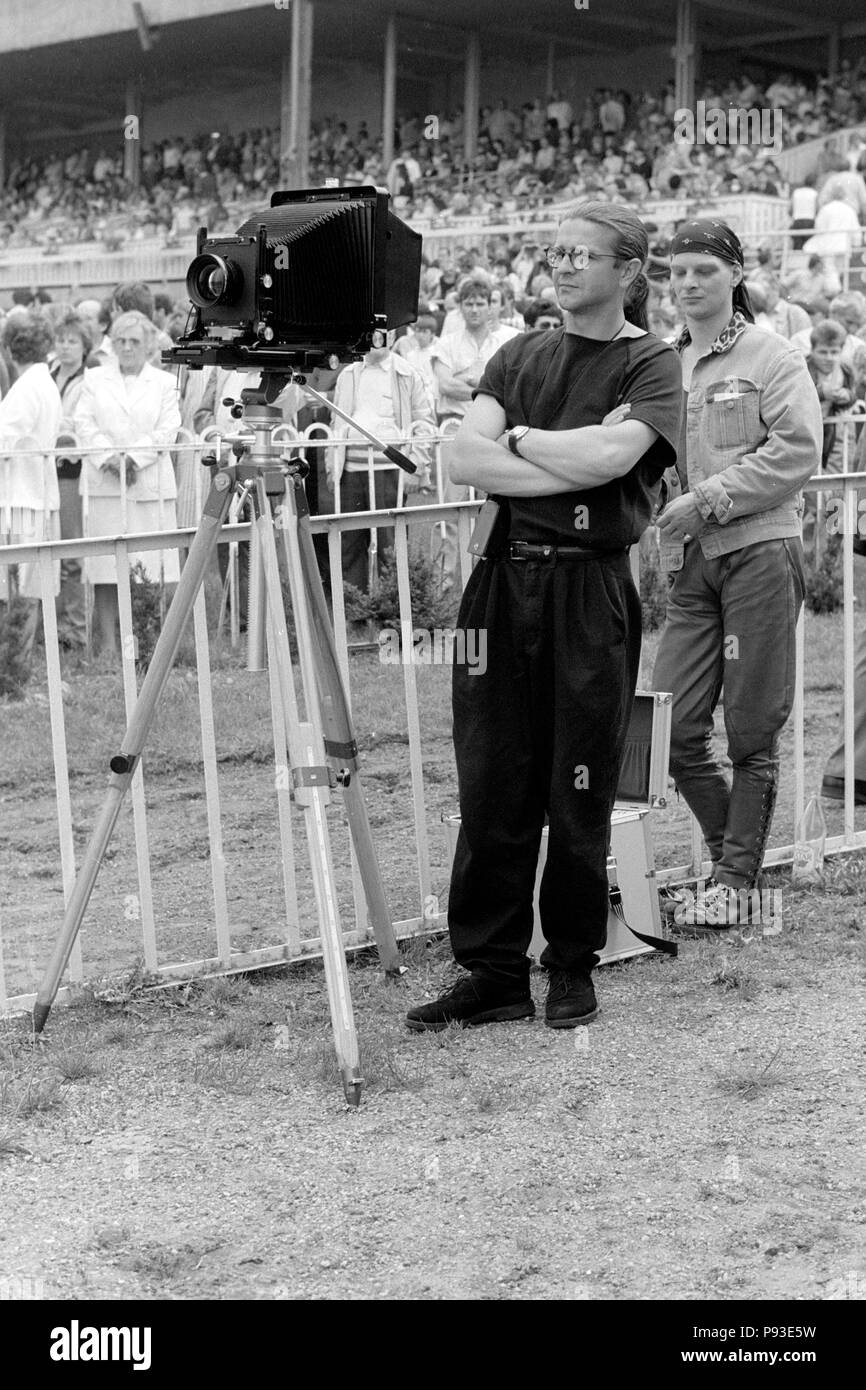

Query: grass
189 1051 254 1093
716 1042 787 1101
54 1044 98 1083
201 1019 258 1050
0 1067 63 1118
710 960 760 1000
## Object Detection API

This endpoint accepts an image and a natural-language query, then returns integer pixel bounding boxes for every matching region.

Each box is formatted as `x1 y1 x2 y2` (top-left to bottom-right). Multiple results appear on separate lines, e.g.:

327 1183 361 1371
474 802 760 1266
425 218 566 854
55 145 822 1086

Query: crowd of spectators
2 212 866 673
3 65 866 259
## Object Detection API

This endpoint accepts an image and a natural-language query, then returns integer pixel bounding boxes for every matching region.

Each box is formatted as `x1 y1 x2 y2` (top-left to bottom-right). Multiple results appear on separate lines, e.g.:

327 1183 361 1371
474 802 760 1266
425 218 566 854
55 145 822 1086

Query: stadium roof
3 0 866 57
3 0 866 147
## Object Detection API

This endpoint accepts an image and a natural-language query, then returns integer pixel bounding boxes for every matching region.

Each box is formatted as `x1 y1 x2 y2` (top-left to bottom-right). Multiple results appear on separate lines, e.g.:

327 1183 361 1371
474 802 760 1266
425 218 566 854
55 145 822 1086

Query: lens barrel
187 253 241 308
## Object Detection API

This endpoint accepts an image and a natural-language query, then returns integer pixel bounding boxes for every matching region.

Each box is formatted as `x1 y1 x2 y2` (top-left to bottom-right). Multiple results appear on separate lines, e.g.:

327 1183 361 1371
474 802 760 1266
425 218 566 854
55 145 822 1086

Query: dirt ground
0 898 863 1302
0 614 864 1301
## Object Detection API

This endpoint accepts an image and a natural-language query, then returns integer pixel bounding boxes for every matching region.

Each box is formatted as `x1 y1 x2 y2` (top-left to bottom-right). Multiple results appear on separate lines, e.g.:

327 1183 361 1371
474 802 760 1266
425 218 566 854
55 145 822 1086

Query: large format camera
165 185 422 376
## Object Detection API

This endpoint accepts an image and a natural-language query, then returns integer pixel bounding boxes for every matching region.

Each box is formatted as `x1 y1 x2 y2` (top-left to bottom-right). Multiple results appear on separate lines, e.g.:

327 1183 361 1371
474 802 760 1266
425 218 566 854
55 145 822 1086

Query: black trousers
339 468 399 593
448 551 642 987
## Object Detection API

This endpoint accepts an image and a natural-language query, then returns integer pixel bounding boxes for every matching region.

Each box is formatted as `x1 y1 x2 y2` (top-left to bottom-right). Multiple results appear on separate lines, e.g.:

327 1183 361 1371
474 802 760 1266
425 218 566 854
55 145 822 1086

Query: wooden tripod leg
252 478 363 1107
280 474 403 974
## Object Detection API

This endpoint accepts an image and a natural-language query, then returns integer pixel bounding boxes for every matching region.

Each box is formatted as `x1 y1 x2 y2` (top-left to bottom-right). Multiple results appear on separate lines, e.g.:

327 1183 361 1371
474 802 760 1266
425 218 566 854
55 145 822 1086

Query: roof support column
383 14 397 170
674 0 697 115
463 30 480 164
281 0 313 186
546 39 555 99
123 79 141 187
0 109 5 191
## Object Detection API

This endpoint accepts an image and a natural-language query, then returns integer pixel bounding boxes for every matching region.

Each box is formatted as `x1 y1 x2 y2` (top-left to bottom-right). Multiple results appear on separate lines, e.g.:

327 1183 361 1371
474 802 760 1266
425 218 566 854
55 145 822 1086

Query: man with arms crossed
406 203 682 1031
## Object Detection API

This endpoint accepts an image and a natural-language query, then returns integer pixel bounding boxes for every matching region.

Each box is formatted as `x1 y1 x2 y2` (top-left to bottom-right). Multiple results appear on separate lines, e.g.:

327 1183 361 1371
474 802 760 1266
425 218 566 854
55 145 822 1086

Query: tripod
32 375 412 1107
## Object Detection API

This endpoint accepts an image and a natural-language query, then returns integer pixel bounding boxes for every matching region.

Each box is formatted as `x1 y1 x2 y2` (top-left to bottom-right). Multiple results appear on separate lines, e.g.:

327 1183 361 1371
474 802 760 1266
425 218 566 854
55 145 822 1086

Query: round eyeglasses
542 245 620 270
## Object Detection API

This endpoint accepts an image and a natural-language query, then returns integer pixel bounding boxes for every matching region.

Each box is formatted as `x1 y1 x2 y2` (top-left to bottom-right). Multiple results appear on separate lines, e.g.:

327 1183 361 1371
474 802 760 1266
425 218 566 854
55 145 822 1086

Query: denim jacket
660 313 823 570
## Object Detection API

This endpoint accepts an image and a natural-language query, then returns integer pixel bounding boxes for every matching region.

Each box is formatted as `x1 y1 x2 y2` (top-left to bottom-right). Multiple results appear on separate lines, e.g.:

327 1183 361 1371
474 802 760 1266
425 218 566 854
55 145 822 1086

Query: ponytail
624 271 650 331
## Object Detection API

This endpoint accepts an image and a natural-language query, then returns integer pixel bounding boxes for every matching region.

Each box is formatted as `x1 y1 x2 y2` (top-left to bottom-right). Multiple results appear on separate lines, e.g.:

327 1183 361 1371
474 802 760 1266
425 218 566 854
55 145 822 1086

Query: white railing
2 439 865 1014
775 123 866 187
0 196 792 292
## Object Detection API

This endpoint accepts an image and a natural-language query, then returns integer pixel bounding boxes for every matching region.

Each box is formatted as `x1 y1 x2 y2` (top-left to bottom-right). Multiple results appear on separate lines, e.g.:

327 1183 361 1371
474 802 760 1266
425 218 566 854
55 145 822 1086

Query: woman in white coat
74 310 182 655
0 311 62 671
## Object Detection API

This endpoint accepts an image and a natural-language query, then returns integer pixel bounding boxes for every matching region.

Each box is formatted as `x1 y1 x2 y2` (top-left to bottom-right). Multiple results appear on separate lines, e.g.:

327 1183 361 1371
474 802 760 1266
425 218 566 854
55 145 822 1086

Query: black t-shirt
476 327 683 547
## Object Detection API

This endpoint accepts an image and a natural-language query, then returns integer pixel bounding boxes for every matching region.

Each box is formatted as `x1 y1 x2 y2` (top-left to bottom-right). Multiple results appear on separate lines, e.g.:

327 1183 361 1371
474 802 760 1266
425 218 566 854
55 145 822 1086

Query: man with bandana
654 220 823 930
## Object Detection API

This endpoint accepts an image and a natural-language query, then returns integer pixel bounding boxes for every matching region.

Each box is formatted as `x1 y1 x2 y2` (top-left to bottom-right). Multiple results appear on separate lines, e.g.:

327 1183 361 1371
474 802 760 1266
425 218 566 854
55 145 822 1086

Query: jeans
652 536 805 888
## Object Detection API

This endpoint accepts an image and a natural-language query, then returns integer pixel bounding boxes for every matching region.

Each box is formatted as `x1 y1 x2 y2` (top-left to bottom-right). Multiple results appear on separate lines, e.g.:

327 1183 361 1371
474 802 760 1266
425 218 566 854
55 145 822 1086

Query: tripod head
199 373 308 494
202 366 417 479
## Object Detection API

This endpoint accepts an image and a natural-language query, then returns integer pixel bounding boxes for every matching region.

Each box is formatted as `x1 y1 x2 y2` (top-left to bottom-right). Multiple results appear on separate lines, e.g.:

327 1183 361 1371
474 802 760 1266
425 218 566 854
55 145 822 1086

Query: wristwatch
507 425 531 457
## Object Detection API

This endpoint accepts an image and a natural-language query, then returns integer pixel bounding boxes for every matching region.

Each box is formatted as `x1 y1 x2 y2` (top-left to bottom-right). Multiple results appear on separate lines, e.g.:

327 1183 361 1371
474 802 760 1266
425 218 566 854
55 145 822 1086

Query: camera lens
187 253 239 308
205 265 227 298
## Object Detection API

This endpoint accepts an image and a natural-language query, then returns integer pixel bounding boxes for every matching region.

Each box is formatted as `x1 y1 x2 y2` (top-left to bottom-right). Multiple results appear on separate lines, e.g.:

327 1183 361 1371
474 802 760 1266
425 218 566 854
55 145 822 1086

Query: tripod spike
342 1068 364 1108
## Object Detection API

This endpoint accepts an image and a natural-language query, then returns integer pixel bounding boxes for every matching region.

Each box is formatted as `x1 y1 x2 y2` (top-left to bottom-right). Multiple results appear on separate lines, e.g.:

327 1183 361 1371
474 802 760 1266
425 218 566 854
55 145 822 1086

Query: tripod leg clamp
110 753 139 776
292 765 336 790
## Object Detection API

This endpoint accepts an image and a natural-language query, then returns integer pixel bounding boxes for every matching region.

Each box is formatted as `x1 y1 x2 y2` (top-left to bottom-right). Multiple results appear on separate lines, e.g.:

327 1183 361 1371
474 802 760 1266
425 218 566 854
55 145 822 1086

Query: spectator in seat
790 171 818 249
784 254 840 305
760 276 812 340
817 158 866 221
806 318 863 470
547 90 573 135
828 291 866 367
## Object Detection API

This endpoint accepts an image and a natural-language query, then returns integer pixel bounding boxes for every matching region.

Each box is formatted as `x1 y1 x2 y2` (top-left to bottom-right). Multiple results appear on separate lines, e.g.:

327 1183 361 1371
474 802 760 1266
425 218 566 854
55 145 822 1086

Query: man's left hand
656 493 704 542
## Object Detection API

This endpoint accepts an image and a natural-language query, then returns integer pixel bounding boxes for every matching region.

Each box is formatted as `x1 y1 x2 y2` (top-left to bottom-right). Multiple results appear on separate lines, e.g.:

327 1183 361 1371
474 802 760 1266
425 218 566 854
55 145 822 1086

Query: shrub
640 534 669 633
342 548 460 633
0 596 34 699
805 538 843 615
129 562 164 671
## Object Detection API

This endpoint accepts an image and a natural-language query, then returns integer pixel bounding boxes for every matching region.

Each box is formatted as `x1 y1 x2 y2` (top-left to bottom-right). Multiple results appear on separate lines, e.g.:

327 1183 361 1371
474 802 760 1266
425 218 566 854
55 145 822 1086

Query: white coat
74 361 181 505
0 361 62 598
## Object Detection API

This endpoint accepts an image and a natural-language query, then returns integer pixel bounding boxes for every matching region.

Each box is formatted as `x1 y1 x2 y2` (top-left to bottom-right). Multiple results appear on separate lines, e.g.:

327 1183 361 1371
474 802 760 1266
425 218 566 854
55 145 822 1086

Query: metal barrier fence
2 438 866 1016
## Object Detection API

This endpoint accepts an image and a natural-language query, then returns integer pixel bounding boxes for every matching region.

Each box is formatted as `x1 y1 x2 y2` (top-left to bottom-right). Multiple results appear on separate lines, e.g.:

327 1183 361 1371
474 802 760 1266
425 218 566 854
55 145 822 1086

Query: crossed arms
447 393 660 496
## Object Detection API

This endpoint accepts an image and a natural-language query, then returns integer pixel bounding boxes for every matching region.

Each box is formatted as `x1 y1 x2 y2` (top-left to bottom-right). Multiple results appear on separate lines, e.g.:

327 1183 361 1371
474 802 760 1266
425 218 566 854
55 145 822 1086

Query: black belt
504 540 629 562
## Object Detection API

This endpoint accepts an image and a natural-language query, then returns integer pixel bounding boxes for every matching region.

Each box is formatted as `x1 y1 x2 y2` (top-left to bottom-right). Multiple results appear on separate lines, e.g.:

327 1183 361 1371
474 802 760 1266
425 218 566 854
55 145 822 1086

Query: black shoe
405 974 534 1032
822 775 866 806
545 968 599 1028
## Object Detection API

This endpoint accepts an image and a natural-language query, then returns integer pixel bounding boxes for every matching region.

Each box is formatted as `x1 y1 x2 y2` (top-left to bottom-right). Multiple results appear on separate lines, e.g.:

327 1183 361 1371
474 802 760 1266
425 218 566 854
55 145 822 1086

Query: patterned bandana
669 219 754 323
669 219 744 265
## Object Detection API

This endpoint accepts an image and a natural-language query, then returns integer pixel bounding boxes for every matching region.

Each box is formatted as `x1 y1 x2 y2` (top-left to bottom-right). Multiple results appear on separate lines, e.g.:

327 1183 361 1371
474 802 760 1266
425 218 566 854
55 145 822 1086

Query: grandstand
1 1 866 299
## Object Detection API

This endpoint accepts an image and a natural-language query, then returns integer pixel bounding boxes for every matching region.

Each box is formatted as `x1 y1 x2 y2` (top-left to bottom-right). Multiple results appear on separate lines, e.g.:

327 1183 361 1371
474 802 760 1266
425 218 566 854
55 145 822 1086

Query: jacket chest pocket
705 380 761 451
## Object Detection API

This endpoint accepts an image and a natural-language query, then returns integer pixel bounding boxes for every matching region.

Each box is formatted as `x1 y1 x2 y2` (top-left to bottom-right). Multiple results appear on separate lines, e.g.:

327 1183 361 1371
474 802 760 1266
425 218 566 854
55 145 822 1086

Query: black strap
609 885 677 957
